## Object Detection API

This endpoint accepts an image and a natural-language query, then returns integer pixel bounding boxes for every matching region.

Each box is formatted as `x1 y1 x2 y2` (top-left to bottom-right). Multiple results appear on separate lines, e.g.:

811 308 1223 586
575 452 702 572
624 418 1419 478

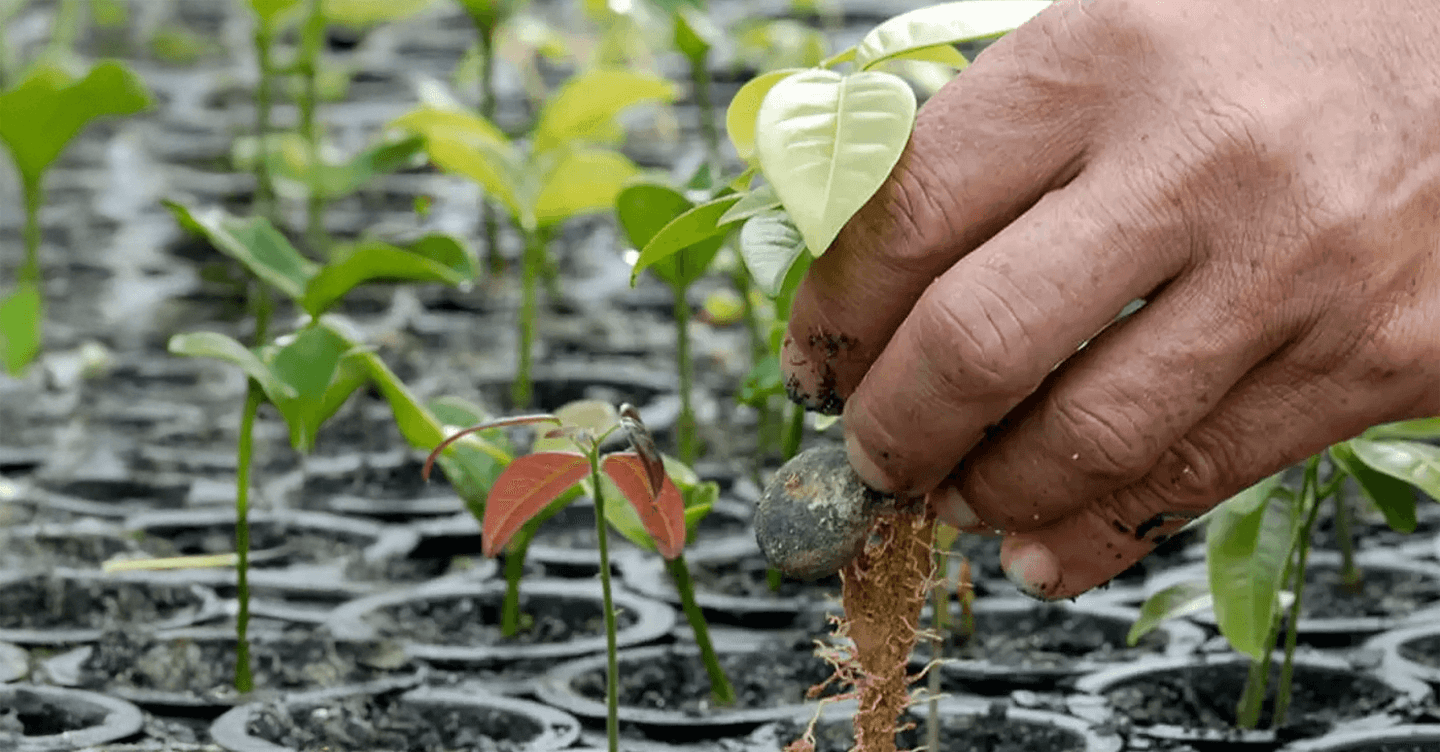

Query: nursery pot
0 519 136 571
617 544 844 628
749 695 1123 752
1364 620 1440 689
0 568 222 645
326 577 676 664
523 497 756 576
1074 651 1433 747
0 642 26 683
0 683 145 752
918 598 1207 693
210 682 580 752
1279 724 1440 751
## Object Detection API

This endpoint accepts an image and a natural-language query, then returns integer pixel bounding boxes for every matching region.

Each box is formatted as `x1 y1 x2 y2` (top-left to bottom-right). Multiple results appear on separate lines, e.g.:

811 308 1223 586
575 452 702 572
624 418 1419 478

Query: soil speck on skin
247 689 541 752
364 593 635 646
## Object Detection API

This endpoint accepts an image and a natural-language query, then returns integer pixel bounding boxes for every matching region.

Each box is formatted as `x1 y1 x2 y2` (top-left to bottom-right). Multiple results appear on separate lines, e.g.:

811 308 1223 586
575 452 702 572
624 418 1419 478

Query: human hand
779 0 1440 599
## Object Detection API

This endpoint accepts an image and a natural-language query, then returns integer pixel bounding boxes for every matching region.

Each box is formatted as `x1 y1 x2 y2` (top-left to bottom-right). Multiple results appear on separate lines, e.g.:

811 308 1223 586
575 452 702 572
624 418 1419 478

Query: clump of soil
572 640 841 715
246 689 542 752
941 603 1169 670
1105 660 1400 735
363 592 635 646
0 575 207 630
72 630 410 700
770 703 1086 752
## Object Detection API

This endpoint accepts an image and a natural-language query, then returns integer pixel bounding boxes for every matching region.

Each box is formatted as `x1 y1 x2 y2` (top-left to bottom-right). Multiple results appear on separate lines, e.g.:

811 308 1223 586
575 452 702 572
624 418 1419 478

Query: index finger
780 9 1097 414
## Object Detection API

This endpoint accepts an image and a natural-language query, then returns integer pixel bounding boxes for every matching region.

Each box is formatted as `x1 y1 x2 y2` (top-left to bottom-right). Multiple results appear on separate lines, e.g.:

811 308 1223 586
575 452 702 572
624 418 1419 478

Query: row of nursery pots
5 568 1440 750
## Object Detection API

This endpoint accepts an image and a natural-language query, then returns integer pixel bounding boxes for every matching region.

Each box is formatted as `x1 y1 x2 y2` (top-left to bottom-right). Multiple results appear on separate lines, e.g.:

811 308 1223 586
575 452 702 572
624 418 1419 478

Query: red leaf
602 453 686 560
481 452 589 557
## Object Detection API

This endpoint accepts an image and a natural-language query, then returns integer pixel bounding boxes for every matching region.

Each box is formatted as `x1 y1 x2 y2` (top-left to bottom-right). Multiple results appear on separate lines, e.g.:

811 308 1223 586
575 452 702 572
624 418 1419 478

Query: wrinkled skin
780 0 1440 599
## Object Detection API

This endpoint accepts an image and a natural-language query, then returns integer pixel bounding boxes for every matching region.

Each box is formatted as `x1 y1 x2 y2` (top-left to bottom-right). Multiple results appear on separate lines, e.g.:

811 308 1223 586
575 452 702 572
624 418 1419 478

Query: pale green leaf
531 69 677 154
392 107 528 224
629 194 742 285
533 148 639 227
302 239 470 315
323 0 437 26
1330 441 1417 534
456 0 520 30
1206 472 1294 660
725 68 802 163
167 331 295 400
756 69 916 257
1348 438 1440 504
533 400 620 453
717 183 781 226
0 283 42 376
0 61 150 192
854 0 1051 70
1128 581 1211 646
886 43 969 69
165 202 319 301
739 210 807 296
1363 417 1440 441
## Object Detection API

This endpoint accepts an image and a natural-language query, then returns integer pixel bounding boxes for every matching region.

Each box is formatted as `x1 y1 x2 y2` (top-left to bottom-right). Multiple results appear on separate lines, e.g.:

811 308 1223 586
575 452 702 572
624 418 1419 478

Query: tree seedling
0 58 150 374
1131 417 1440 731
394 68 676 407
425 403 693 752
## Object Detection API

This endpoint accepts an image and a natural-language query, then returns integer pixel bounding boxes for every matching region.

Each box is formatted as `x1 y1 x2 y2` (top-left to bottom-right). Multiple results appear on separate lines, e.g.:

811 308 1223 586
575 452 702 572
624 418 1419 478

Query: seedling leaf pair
1206 472 1293 660
618 186 727 289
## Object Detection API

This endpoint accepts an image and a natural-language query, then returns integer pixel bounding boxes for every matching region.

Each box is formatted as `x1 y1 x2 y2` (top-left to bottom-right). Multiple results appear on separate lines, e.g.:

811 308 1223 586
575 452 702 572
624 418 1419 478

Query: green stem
687 51 721 178
477 24 503 276
298 0 326 256
674 284 698 465
253 23 277 222
781 400 805 460
1274 459 1326 729
666 555 735 704
501 527 532 638
591 453 621 752
513 230 542 408
1333 490 1362 589
766 566 783 592
233 382 262 693
20 183 41 285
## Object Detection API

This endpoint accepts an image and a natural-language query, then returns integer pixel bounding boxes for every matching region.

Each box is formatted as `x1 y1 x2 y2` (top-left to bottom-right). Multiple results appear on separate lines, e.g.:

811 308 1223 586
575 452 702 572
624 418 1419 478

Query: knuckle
1048 395 1157 480
910 278 1040 403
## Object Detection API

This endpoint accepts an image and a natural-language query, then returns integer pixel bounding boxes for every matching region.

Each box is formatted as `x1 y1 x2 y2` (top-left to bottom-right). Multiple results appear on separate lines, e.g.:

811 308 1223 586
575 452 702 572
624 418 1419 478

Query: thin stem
20 183 41 285
666 555 735 704
1333 489 1362 590
513 230 542 408
688 51 721 178
233 382 262 693
252 23 277 222
674 284 698 465
298 0 327 256
501 528 532 638
591 452 621 752
477 24 503 275
781 400 805 460
1274 458 1325 728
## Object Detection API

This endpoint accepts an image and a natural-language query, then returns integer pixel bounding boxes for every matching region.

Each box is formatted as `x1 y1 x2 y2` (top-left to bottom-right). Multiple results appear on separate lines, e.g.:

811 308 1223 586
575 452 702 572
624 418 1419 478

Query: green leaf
302 239 470 315
312 135 424 199
323 0 437 26
165 202 319 301
885 43 969 69
1206 472 1294 660
533 148 640 227
457 0 520 31
261 325 355 452
672 6 719 61
629 194 742 285
717 183 782 226
1128 581 1212 646
1330 441 1418 534
0 61 150 193
531 69 677 155
392 107 528 225
167 331 296 400
725 68 802 164
0 283 42 376
616 183 722 289
756 69 916 257
853 0 1050 70
1363 417 1440 441
738 210 808 296
248 0 303 24
1348 438 1440 504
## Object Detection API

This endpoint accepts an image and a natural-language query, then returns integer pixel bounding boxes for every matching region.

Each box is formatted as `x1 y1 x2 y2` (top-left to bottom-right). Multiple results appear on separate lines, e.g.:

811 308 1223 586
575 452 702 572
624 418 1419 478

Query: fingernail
934 485 981 529
844 431 893 494
1001 540 1062 599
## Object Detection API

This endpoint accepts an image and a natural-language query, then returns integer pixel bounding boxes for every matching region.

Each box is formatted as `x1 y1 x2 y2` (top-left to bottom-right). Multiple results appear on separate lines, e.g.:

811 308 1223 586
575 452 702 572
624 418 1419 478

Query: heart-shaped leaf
738 210 807 296
1329 441 1418 534
853 0 1050 70
756 69 916 257
166 202 319 302
533 148 639 227
602 452 686 559
724 68 801 163
1206 472 1294 660
0 283 42 376
531 69 677 154
629 194 741 285
1347 438 1440 504
482 452 590 557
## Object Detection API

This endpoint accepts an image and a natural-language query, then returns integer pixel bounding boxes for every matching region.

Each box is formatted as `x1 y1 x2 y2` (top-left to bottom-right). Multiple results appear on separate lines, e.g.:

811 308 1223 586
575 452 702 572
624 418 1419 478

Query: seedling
1131 417 1440 730
425 403 714 752
394 68 676 406
0 58 149 374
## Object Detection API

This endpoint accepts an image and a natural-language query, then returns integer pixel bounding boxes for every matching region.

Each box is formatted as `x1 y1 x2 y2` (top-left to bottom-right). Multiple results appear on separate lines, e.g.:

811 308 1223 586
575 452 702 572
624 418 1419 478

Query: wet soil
246 688 541 752
1292 563 1440 620
0 574 209 632
361 590 635 646
937 603 1170 672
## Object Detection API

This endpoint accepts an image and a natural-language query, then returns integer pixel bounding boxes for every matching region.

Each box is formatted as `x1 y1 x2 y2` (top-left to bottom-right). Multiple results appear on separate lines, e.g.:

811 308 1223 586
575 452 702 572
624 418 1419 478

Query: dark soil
939 602 1169 670
362 591 635 646
0 575 207 631
246 688 542 752
573 640 840 715
1296 564 1440 619
0 527 133 570
1398 634 1440 668
691 553 841 601
770 702 1086 752
70 630 410 701
0 686 109 738
135 519 376 568
1105 661 1400 736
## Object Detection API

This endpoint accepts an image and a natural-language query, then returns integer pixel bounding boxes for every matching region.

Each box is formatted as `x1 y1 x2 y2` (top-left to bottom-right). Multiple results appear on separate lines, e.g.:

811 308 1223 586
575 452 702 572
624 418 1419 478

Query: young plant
455 0 521 273
425 403 687 752
0 58 149 373
1131 417 1440 730
394 68 676 407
